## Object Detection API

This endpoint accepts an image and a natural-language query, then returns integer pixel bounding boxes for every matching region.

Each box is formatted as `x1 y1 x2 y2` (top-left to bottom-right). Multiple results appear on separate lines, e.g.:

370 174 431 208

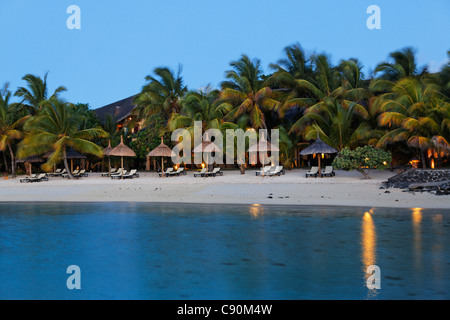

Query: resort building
94 95 143 134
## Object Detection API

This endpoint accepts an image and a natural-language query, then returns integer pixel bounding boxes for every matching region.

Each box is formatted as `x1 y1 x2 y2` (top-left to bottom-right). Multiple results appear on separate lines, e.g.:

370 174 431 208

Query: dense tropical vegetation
1 44 449 177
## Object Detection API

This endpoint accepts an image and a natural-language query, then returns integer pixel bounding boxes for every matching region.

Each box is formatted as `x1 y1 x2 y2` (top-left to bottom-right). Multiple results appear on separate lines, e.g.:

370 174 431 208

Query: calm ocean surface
0 202 448 300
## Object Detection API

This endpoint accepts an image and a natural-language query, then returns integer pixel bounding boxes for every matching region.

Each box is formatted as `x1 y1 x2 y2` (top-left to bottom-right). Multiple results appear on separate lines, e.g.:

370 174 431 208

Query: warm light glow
201 163 205 169
361 209 376 282
321 153 324 159
174 164 178 170
249 204 264 218
427 149 432 158
383 161 387 165
412 208 423 225
431 159 435 169
412 208 423 269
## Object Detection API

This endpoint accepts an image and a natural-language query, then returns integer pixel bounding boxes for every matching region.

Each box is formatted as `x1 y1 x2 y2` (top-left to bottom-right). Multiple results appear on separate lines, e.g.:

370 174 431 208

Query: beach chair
52 169 66 177
168 167 185 176
321 166 335 177
194 168 207 177
29 173 47 183
20 174 38 183
267 166 284 176
48 169 62 177
306 166 319 178
159 168 173 177
101 168 117 177
111 169 127 177
119 169 139 179
74 169 88 178
62 169 79 178
255 166 272 176
110 169 130 179
205 167 222 177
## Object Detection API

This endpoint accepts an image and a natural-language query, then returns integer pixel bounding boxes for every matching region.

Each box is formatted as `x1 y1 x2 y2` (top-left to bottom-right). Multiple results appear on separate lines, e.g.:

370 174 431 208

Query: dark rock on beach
381 169 450 196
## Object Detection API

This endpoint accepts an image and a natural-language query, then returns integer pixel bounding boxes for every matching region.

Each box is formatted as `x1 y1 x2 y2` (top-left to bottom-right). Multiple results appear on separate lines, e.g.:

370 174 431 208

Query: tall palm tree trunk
2 151 8 173
7 143 15 177
421 149 427 169
63 147 74 179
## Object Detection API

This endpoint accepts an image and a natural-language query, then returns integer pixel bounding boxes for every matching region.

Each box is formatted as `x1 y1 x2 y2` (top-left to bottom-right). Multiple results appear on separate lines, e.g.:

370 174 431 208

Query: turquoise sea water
0 203 448 300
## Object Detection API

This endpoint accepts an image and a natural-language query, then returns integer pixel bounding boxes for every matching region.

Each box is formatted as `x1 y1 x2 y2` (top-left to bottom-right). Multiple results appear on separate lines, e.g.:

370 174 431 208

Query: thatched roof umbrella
300 134 338 177
109 136 136 179
247 133 280 175
43 148 87 173
147 137 175 177
16 156 44 176
103 140 114 177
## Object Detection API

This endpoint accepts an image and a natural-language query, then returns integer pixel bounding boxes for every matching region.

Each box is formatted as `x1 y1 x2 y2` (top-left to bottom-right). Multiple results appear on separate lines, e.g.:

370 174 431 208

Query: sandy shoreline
0 169 449 209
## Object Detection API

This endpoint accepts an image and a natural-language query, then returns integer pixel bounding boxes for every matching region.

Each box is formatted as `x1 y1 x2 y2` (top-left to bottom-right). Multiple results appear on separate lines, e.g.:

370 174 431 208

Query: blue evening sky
0 0 449 109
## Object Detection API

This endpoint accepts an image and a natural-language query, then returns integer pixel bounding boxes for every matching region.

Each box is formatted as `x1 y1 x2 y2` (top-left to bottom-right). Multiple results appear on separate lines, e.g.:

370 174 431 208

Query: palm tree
169 88 224 133
0 84 28 177
219 55 281 130
288 55 372 150
269 43 314 81
18 98 108 179
14 72 67 115
374 47 428 81
374 78 449 168
134 65 187 125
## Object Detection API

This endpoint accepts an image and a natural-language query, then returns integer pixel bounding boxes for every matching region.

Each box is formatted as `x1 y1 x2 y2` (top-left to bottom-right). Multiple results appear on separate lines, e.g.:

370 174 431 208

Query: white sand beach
0 169 449 209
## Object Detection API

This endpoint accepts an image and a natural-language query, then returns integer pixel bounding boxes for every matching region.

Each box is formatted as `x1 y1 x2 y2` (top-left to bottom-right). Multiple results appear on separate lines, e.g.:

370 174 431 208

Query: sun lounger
205 167 223 177
194 168 207 177
267 166 284 176
20 174 38 183
111 169 127 177
255 166 272 176
101 168 118 177
30 173 47 182
321 166 335 177
62 169 79 178
306 166 319 178
48 169 62 177
21 173 47 183
113 169 139 179
74 169 88 178
168 167 185 176
159 168 173 177
51 169 66 177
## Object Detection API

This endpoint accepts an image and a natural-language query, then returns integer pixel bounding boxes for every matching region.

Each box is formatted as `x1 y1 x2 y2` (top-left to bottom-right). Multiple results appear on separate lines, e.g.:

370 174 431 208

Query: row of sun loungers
305 166 335 178
48 168 66 177
255 166 285 176
62 169 88 179
111 169 140 179
159 167 187 177
19 166 335 182
20 173 48 183
194 167 224 177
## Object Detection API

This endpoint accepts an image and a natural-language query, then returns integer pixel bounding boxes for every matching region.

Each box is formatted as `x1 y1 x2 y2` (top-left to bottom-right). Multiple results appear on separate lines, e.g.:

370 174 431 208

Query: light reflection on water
0 203 448 300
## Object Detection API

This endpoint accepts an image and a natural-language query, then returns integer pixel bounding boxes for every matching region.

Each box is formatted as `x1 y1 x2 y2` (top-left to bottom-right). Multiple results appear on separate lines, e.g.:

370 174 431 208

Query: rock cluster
381 169 450 195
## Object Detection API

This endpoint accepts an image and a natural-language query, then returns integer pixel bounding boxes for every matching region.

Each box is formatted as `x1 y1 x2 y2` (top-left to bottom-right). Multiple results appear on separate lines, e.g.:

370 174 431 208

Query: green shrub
332 145 392 179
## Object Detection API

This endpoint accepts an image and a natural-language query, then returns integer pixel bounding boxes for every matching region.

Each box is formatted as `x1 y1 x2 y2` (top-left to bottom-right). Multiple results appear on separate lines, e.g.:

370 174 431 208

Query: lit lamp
174 164 179 171
409 159 419 169
321 153 324 159
201 163 205 169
